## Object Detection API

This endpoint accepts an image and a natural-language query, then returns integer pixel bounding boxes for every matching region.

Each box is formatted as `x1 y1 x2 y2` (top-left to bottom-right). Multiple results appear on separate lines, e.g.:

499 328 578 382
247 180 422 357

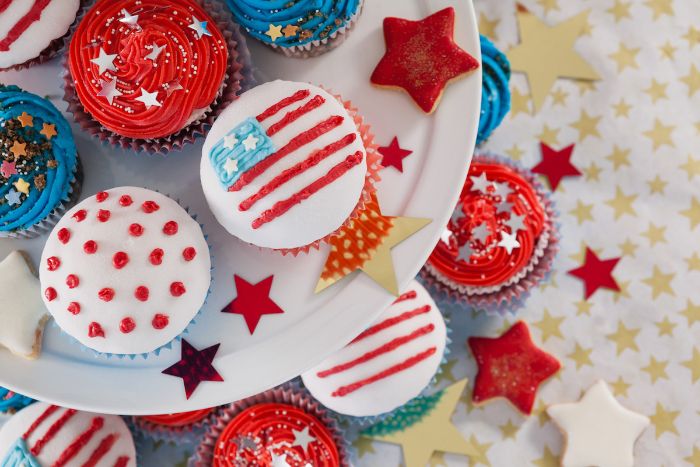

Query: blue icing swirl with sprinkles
0 85 77 233
477 35 511 145
0 387 34 414
226 0 361 47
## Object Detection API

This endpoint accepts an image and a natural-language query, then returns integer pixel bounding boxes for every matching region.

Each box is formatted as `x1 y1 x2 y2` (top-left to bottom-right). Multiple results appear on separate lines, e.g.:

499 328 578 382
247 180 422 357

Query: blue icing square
2 437 40 467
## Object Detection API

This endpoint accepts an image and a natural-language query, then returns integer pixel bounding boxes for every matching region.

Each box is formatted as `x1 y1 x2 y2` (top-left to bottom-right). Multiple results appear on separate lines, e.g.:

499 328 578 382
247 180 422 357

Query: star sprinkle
40 123 57 140
119 9 139 27
242 134 258 151
363 380 477 467
282 24 299 38
291 426 315 453
378 137 413 172
270 452 291 467
13 178 29 195
497 231 521 254
10 141 26 157
505 213 526 233
135 88 162 109
145 43 166 62
90 48 118 75
468 321 561 415
221 275 285 334
223 158 238 175
162 339 223 399
567 247 621 299
17 112 33 127
471 223 491 243
532 142 582 190
470 172 493 193
371 7 480 114
97 78 123 105
5 189 21 206
189 16 212 39
223 134 238 149
265 24 283 41
0 160 16 178
547 380 650 467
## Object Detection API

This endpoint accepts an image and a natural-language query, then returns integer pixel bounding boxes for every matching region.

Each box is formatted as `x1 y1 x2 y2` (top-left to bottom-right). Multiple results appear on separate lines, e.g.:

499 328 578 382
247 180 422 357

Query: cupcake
39 187 211 356
0 401 137 466
194 385 349 466
477 35 510 145
421 154 559 313
200 79 379 253
64 0 246 153
132 408 216 441
0 388 33 415
0 85 81 238
301 279 447 420
0 1 84 71
226 0 363 57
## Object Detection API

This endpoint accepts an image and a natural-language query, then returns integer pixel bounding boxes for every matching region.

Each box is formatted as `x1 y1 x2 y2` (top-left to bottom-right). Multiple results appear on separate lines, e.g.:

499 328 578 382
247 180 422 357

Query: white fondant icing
201 80 368 250
40 187 211 355
0 402 136 466
301 280 446 417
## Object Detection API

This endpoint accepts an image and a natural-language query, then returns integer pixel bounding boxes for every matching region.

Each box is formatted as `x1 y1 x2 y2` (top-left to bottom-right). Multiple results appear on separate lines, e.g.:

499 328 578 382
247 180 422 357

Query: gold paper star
681 65 700 95
569 200 594 225
429 452 447 467
10 141 26 157
641 222 667 246
478 12 499 39
466 435 492 467
647 175 667 194
537 0 559 14
507 10 599 111
613 99 632 117
533 309 564 342
643 357 668 383
618 239 638 256
506 145 525 161
532 446 559 467
13 178 30 195
685 446 700 466
510 87 531 116
538 125 560 146
655 316 676 337
572 111 601 140
645 0 674 19
40 123 57 140
659 41 676 60
605 187 638 220
683 349 700 383
643 119 674 150
643 266 675 299
610 377 631 397
550 88 567 105
645 79 668 102
281 24 299 38
681 300 700 326
680 155 700 179
680 197 700 229
607 146 631 170
575 300 593 316
265 24 283 41
650 403 679 438
499 420 520 440
583 163 602 182
607 322 640 355
352 437 375 458
609 44 639 72
17 112 33 127
684 26 700 47
568 343 592 370
608 0 632 21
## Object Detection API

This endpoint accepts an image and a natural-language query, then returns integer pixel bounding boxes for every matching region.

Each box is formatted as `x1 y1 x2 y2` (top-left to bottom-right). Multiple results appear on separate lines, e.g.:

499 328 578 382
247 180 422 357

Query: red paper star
221 275 285 334
378 137 413 172
371 7 480 114
531 142 582 190
468 321 560 415
568 247 621 299
162 339 223 399
0 160 16 178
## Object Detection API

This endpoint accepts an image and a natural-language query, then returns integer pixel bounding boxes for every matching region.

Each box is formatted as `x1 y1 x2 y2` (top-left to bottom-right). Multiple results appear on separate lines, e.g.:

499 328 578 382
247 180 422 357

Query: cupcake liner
129 408 218 443
359 389 444 438
476 35 511 146
62 0 249 155
193 383 351 467
0 387 35 414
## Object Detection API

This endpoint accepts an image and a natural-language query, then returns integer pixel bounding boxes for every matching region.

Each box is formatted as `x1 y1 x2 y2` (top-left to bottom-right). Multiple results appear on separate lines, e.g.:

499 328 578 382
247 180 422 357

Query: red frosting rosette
421 154 558 313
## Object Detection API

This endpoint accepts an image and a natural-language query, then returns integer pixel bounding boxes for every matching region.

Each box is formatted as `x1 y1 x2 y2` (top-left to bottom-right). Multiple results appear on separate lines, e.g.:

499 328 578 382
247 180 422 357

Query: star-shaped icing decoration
505 213 526 233
233 435 257 451
547 380 650 467
242 134 259 151
223 158 238 175
97 78 123 105
470 172 492 193
458 241 474 261
119 8 139 28
270 452 291 467
282 24 299 38
221 275 285 334
568 247 621 299
10 141 26 158
265 24 283 41
0 251 50 359
13 178 29 195
371 7 480 114
532 142 582 190
135 88 162 109
162 339 223 399
497 231 521 254
0 160 16 178
17 112 33 127
5 189 21 206
378 137 413 172
145 43 166 62
164 79 184 97
496 200 513 214
470 222 491 243
291 426 315 453
223 134 238 149
40 123 57 140
492 181 512 199
468 321 561 415
189 16 212 39
90 47 118 75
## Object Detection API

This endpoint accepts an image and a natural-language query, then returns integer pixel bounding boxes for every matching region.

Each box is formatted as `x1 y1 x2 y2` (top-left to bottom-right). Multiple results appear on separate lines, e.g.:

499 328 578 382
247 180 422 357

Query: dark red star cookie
162 339 223 399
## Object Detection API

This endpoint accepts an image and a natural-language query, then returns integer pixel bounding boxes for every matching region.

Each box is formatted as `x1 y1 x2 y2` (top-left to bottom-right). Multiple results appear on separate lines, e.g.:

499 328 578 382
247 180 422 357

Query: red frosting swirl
69 0 228 139
213 403 340 467
139 408 213 427
427 159 548 289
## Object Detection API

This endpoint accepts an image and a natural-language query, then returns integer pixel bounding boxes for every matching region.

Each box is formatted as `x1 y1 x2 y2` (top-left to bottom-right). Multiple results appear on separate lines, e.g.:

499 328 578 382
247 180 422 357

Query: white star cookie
0 251 50 359
547 380 650 467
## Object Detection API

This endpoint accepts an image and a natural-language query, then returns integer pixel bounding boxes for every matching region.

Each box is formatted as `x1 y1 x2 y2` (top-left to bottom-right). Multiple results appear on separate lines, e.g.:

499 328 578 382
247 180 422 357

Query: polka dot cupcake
39 187 211 356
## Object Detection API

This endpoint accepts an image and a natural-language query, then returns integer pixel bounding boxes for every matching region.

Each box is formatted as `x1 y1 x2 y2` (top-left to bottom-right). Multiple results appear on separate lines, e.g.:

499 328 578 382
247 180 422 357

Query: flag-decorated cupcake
421 154 559 313
477 35 511 145
201 79 380 254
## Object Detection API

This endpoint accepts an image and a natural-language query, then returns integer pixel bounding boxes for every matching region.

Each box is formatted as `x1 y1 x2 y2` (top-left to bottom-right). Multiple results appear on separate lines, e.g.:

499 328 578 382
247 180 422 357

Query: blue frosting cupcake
0 388 33 414
226 0 363 57
477 35 511 145
0 85 81 238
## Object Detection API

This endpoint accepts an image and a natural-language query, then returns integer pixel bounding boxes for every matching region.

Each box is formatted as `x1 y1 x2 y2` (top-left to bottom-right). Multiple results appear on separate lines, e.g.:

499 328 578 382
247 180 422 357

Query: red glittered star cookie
371 7 480 114
468 321 560 415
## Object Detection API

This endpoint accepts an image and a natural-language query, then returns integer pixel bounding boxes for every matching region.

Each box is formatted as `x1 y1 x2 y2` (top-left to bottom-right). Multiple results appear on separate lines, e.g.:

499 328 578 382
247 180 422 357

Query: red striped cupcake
132 408 216 441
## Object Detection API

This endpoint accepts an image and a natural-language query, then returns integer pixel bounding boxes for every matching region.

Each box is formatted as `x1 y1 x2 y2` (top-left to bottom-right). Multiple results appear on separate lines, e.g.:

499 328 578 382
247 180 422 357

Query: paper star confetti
468 321 561 415
567 247 621 299
221 275 285 334
547 380 650 467
162 339 223 399
378 137 413 172
532 142 582 190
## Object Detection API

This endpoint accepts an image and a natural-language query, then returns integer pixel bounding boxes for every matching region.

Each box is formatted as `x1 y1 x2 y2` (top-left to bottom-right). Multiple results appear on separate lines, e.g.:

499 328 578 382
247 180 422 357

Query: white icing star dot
497 231 521 254
97 78 123 105
223 134 238 149
135 88 162 109
90 48 118 75
242 134 259 151
223 158 238 175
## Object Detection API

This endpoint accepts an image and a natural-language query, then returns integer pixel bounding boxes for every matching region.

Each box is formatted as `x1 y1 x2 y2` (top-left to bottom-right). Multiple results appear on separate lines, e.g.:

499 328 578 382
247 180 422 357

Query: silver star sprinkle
96 78 122 105
470 172 493 193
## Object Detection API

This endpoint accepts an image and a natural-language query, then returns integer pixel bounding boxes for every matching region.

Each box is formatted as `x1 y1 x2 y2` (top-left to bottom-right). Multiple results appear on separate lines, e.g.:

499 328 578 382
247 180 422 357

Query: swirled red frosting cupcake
66 0 242 151
421 154 558 313
133 408 215 441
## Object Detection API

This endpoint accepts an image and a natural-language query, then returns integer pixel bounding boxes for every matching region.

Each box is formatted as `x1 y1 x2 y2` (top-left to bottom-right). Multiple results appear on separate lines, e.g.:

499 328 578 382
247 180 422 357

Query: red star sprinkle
531 142 582 191
378 137 413 172
567 247 621 299
370 7 480 114
162 339 223 399
221 275 285 334
468 321 561 415
0 160 16 178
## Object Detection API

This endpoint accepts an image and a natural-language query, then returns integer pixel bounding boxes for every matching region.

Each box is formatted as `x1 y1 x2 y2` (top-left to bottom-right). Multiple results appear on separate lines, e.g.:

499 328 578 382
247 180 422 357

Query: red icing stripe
251 151 363 229
239 133 357 212
114 457 130 467
318 323 435 378
266 95 326 136
229 115 344 192
350 305 431 345
0 1 12 13
23 404 58 440
81 433 118 467
331 347 438 397
31 408 77 456
53 416 105 467
0 0 51 52
256 89 310 122
393 290 417 304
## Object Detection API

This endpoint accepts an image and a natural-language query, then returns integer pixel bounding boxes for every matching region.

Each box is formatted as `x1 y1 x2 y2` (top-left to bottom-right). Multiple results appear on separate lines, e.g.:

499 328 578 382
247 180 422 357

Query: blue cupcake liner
476 35 511 146
0 387 35 414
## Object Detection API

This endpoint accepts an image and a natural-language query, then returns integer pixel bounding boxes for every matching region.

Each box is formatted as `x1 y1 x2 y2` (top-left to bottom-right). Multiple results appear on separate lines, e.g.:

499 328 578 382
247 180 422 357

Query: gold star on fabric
572 111 601 140
643 119 674 149
647 175 667 194
506 144 525 160
499 420 520 440
645 79 668 102
478 12 499 39
281 24 299 38
659 41 676 59
532 446 560 467
685 446 700 466
265 24 283 41
510 87 531 116
650 403 679 438
507 9 599 111
533 309 565 342
537 0 559 14
568 343 593 369
618 239 638 257
642 223 667 246
681 65 700 96
608 0 632 21
40 123 57 140
352 437 376 458
583 163 602 181
466 435 492 467
575 300 593 316
682 300 700 325
687 255 700 272
607 146 630 170
680 156 700 179
611 377 631 397
569 200 594 225
655 316 676 337
684 26 700 47
429 452 447 467
607 322 640 355
683 348 700 383
17 112 33 127
609 44 640 72
643 357 668 383
537 125 560 145
680 197 700 229
13 178 30 195
10 140 26 157
643 266 675 299
645 0 674 19
550 88 567 105
612 280 631 303
605 186 638 220
613 99 632 117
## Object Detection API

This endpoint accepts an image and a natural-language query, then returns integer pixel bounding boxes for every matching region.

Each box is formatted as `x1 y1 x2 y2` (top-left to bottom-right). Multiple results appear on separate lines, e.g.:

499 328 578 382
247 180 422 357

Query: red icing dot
67 302 81 315
182 247 197 261
170 282 186 297
129 223 144 236
57 228 71 244
97 209 111 222
142 201 160 213
119 195 133 206
46 256 61 271
88 322 105 338
113 252 129 269
98 288 115 302
149 248 164 265
152 314 169 330
66 274 79 289
163 221 178 235
45 287 57 301
83 240 98 254
120 317 136 334
72 209 87 222
134 286 149 302
96 191 109 202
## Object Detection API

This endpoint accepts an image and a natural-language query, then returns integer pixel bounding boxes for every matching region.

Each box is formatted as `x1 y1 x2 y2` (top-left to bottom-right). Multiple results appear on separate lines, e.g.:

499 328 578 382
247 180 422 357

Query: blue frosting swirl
0 85 77 233
226 0 360 47
0 387 34 413
477 35 511 145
